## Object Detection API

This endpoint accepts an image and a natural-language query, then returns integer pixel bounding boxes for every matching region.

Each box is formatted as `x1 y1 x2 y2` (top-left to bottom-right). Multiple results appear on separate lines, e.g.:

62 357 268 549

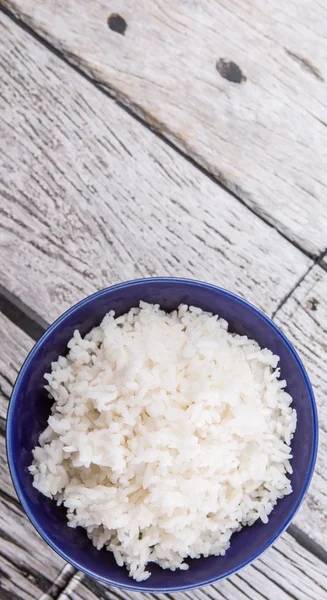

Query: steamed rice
29 302 297 581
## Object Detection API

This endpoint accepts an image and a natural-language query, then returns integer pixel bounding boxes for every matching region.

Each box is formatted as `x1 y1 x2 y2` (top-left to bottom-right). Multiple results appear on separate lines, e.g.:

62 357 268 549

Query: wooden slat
0 494 70 600
0 10 326 600
0 313 33 496
0 3 324 550
0 312 34 422
58 533 327 600
0 314 34 499
274 265 327 549
0 555 56 600
0 433 19 500
0 10 311 326
1 0 327 256
0 312 69 600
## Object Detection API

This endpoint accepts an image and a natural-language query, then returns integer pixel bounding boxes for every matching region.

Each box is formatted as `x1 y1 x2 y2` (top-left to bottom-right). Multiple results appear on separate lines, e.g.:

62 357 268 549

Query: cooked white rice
29 302 296 581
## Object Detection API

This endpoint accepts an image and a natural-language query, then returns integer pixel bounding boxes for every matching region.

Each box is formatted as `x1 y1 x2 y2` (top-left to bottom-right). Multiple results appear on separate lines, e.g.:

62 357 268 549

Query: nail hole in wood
107 13 127 35
306 297 319 311
216 58 246 83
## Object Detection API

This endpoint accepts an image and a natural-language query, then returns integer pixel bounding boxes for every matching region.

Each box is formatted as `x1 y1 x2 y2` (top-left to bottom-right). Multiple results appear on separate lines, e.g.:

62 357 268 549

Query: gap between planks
0 283 48 340
0 265 316 343
1 0 327 256
271 248 327 319
0 3 322 263
39 564 77 600
0 6 326 593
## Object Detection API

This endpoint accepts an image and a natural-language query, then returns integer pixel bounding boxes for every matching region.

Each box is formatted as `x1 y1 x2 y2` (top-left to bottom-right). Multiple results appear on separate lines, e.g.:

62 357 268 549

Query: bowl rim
6 277 319 592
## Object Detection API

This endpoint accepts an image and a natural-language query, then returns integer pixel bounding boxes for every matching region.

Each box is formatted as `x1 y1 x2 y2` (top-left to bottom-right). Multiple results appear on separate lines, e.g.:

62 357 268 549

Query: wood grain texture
0 312 71 600
275 265 327 549
0 5 324 549
0 9 326 600
0 493 68 600
0 313 33 422
0 10 311 327
1 0 327 256
0 312 33 499
58 533 327 600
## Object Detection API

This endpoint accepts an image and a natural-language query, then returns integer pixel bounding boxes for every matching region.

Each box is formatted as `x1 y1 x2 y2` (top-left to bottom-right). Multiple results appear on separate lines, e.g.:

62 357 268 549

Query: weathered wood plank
275 265 327 549
0 494 70 599
0 312 70 600
0 10 311 327
0 432 19 500
0 5 324 549
0 559 75 600
1 0 327 256
0 10 326 599
0 312 34 422
0 314 34 500
58 533 327 600
0 555 53 600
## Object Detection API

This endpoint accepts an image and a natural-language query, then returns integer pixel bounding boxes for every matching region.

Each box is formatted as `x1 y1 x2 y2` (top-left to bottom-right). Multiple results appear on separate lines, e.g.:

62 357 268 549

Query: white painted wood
2 0 327 256
0 313 33 422
0 9 326 600
0 4 325 550
0 555 57 600
58 533 327 600
0 494 68 595
0 432 19 499
275 265 327 549
0 312 69 599
0 440 69 600
40 564 76 600
0 10 311 328
0 314 33 498
0 312 33 497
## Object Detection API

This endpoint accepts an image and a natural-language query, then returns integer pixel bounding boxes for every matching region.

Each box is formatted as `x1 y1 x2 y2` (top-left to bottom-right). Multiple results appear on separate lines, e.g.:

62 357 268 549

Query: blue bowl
6 278 318 592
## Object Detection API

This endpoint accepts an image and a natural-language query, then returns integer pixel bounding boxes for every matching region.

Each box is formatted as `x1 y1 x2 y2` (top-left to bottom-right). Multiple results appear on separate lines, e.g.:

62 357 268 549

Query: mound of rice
29 302 296 581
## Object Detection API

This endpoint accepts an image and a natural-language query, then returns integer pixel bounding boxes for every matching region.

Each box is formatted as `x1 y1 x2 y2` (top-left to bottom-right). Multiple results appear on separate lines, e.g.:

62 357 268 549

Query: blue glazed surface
6 278 318 592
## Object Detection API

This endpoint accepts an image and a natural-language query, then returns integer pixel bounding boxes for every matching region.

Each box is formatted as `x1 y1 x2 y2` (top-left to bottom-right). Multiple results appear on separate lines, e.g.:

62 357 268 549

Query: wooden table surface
0 1 326 599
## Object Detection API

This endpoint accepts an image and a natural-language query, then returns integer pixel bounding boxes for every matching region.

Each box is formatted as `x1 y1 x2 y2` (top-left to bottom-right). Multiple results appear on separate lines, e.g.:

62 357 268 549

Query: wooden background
0 1 326 599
